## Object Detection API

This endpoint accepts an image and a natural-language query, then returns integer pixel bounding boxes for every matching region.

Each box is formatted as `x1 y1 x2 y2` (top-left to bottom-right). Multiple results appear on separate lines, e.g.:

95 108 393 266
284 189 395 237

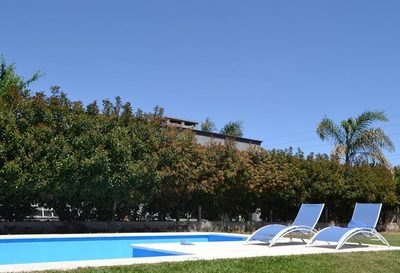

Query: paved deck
1 236 398 272
132 239 399 259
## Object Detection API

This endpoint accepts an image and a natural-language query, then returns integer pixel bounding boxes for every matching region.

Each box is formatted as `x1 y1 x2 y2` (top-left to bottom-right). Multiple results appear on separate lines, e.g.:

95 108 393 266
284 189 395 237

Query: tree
317 111 395 165
220 121 243 137
1 57 398 223
395 166 400 202
0 57 42 220
0 55 41 97
201 117 216 132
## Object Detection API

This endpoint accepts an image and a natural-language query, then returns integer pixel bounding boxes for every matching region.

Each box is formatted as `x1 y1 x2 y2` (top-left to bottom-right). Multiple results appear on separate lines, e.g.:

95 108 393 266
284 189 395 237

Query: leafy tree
317 111 395 165
0 57 43 220
201 117 216 132
148 128 201 220
198 143 253 220
0 57 398 223
0 55 41 97
395 166 400 202
220 121 243 137
41 97 164 221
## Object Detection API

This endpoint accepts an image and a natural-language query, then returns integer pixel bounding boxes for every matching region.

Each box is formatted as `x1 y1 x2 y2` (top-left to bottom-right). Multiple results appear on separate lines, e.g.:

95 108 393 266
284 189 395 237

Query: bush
0 59 397 222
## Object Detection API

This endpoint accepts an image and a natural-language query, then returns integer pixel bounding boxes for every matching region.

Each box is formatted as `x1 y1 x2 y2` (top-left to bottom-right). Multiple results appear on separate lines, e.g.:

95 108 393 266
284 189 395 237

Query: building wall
195 135 260 151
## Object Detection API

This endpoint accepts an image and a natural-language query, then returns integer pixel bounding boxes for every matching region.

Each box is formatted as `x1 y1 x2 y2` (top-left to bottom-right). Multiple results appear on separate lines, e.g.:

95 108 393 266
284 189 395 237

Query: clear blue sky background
2 1 400 165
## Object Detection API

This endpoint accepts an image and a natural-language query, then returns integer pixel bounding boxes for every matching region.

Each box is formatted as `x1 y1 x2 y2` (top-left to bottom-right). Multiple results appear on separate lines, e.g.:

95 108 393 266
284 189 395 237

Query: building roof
165 116 198 126
165 116 262 145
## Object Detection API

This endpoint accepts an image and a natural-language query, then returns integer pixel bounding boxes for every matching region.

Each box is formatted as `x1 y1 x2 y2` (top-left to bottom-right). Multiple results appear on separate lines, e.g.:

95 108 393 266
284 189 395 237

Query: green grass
41 232 400 273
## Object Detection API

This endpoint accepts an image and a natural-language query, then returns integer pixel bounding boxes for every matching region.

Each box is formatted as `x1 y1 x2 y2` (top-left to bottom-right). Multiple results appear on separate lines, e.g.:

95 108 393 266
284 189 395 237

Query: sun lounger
246 203 324 247
307 203 390 250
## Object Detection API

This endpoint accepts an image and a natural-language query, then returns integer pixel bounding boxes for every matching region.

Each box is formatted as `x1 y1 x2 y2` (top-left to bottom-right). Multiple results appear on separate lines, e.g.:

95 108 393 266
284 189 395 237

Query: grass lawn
42 232 400 273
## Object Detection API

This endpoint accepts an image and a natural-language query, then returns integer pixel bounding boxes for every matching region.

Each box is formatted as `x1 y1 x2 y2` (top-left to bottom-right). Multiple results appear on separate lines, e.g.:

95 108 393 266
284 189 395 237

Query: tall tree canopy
220 121 243 137
0 56 41 96
317 111 395 165
395 166 400 201
0 57 398 222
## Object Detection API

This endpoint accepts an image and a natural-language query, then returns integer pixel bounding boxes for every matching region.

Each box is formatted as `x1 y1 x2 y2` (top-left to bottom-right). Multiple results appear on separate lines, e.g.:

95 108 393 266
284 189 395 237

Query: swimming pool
0 233 247 265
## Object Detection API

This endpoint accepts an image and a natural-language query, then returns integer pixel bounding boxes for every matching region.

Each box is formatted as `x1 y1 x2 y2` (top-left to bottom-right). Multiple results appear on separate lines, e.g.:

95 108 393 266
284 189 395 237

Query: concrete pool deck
0 233 399 272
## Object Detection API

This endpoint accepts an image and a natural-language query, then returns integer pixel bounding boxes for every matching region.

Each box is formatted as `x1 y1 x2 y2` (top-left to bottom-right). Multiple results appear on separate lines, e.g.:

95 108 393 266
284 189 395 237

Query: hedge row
0 87 397 222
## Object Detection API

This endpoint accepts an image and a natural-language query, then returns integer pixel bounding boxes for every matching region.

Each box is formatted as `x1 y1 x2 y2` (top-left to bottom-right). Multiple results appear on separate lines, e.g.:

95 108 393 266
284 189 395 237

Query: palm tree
201 117 216 132
317 111 395 165
220 121 243 137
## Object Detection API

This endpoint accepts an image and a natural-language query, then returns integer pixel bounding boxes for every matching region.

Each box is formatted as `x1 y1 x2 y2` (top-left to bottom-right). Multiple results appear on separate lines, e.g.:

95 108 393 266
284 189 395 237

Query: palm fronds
317 111 395 165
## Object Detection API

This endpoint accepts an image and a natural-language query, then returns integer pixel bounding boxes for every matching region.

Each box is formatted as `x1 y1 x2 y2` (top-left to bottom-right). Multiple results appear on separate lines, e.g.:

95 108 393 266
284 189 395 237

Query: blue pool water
0 234 246 265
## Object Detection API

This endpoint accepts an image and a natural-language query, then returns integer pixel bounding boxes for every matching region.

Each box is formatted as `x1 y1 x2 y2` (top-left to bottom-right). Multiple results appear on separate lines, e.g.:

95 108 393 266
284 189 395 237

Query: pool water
0 234 246 265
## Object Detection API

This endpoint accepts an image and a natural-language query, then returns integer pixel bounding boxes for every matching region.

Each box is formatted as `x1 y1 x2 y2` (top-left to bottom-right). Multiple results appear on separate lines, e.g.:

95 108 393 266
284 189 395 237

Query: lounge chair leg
373 230 391 247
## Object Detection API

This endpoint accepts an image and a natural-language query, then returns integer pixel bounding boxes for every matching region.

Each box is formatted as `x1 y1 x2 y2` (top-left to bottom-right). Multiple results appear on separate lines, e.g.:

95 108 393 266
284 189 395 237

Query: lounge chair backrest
292 203 324 228
347 203 382 229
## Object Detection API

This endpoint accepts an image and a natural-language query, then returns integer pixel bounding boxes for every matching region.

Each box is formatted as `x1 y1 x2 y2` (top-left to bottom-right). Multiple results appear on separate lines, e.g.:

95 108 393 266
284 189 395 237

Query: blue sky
1 0 400 165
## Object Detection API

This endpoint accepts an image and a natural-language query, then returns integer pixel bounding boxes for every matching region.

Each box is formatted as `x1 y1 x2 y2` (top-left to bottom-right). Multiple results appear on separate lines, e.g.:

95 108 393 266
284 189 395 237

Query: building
165 117 262 151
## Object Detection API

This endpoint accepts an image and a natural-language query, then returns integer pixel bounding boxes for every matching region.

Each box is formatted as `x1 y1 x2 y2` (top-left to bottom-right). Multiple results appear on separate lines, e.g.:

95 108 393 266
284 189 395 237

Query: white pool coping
0 232 398 272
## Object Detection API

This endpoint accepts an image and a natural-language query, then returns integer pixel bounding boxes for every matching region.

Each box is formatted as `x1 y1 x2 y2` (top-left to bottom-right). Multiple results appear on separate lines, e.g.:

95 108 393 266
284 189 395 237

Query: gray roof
165 116 198 126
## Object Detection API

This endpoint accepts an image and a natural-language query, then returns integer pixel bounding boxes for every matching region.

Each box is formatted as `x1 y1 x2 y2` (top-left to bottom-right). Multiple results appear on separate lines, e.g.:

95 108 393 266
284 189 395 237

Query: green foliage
395 166 400 202
0 55 42 99
220 121 243 137
201 118 216 132
0 58 397 222
317 111 395 165
0 58 43 220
